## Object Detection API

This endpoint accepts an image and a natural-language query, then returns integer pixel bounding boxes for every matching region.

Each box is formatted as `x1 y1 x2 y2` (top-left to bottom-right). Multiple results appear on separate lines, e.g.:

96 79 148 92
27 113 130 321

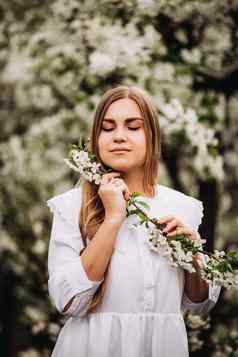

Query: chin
103 161 130 173
110 166 129 173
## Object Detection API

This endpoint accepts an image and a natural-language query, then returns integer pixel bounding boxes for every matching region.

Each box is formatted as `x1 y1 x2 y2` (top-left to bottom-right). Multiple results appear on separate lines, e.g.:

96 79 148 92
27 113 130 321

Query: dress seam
87 312 183 316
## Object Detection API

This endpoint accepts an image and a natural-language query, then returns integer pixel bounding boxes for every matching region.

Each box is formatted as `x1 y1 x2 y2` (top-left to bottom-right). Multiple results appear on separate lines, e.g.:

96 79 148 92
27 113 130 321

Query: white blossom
159 98 224 181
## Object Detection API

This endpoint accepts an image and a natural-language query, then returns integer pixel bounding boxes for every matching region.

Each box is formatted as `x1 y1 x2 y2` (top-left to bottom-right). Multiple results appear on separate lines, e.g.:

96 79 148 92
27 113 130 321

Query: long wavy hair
77 85 161 314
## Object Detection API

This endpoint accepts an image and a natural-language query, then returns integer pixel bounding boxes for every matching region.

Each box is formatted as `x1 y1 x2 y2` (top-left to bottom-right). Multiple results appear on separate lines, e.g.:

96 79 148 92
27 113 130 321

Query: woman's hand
157 215 203 270
98 172 131 224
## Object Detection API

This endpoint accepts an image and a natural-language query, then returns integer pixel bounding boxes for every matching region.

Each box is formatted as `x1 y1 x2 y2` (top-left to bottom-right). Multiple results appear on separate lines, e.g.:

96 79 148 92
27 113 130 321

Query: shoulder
157 184 204 230
46 186 82 228
158 184 202 206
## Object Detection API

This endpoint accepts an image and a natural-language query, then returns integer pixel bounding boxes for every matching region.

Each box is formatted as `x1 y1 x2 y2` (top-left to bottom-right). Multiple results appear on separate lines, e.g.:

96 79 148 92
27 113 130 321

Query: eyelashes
101 127 140 132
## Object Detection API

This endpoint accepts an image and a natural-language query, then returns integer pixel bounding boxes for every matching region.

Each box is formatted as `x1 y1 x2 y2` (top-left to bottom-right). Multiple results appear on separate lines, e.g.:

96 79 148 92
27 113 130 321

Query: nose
112 127 127 142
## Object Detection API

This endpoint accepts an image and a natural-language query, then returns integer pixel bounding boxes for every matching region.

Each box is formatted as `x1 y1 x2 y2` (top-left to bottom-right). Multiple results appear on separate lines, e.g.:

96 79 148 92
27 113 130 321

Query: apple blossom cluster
64 140 238 289
128 220 238 288
159 98 224 181
64 139 111 185
132 223 205 274
136 220 238 288
200 250 238 289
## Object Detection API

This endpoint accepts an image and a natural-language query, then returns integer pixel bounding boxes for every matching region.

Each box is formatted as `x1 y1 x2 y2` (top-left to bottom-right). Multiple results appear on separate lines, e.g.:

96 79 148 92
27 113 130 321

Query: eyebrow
103 117 144 123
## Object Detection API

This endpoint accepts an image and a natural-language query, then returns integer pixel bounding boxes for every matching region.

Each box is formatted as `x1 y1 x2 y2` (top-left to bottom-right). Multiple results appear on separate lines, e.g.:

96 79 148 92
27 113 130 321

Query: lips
112 150 129 152
110 148 131 152
111 150 129 154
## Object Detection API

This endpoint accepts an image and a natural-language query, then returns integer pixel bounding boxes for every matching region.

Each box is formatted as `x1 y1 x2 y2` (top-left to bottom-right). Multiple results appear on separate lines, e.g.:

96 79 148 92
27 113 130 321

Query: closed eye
101 127 140 131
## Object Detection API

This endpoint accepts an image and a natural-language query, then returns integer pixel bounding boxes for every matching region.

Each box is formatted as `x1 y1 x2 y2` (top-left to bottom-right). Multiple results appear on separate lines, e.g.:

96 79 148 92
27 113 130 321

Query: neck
120 171 155 198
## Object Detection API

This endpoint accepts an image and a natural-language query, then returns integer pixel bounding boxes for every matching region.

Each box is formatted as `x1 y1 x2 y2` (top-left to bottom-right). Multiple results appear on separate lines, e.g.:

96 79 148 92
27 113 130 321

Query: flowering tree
0 0 238 356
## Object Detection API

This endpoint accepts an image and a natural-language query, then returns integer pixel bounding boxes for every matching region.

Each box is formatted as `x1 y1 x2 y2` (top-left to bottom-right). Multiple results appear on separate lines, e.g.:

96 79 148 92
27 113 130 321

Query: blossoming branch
64 138 238 289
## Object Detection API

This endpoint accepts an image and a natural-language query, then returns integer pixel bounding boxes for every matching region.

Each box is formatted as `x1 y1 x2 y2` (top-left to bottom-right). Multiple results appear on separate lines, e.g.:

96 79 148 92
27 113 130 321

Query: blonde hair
77 85 161 314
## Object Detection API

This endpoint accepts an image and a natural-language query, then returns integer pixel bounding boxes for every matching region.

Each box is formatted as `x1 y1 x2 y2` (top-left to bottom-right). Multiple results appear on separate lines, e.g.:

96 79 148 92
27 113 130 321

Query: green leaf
135 200 150 210
138 212 146 221
128 209 142 215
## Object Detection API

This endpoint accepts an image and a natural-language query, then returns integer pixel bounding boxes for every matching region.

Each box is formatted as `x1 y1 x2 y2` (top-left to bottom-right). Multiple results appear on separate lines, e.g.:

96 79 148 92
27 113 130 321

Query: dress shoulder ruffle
46 186 82 228
158 184 204 231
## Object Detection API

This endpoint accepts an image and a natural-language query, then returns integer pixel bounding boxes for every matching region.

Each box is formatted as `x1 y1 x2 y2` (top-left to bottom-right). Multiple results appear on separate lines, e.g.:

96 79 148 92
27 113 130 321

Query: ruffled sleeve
181 283 221 315
183 196 204 232
46 187 104 318
166 187 204 233
180 195 221 315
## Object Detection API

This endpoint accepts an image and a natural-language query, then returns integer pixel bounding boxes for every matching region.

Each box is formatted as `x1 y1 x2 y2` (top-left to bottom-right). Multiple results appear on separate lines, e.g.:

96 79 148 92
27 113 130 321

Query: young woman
46 85 221 356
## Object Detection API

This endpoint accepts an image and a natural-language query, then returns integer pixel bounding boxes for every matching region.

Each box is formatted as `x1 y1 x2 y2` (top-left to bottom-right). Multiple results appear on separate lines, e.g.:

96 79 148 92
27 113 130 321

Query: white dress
46 183 221 357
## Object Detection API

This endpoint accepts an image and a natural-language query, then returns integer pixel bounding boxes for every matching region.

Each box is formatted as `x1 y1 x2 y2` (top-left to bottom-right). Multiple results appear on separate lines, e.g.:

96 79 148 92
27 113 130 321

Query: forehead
104 98 143 121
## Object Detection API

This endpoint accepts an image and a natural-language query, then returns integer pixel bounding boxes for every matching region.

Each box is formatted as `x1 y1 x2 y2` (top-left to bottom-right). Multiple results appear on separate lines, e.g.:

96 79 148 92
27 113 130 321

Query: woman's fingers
100 173 131 201
105 173 130 200
163 219 183 233
166 227 193 237
157 216 185 233
109 177 131 201
166 226 199 243
101 172 121 184
157 215 199 241
157 215 174 224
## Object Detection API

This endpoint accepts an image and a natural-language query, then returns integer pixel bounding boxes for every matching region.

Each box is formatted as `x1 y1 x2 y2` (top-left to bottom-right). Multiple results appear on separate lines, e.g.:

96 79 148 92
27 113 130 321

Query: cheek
98 133 106 148
98 133 110 156
134 131 147 149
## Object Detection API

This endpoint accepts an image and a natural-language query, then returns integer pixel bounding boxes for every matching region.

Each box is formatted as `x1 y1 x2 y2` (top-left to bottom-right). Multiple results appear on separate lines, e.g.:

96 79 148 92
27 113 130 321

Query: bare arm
80 217 122 281
63 217 122 313
80 172 130 282
63 171 130 314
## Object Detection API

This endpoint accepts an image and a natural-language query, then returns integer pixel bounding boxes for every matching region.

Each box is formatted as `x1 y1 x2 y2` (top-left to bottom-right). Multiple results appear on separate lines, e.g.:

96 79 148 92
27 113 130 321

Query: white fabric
46 184 221 357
